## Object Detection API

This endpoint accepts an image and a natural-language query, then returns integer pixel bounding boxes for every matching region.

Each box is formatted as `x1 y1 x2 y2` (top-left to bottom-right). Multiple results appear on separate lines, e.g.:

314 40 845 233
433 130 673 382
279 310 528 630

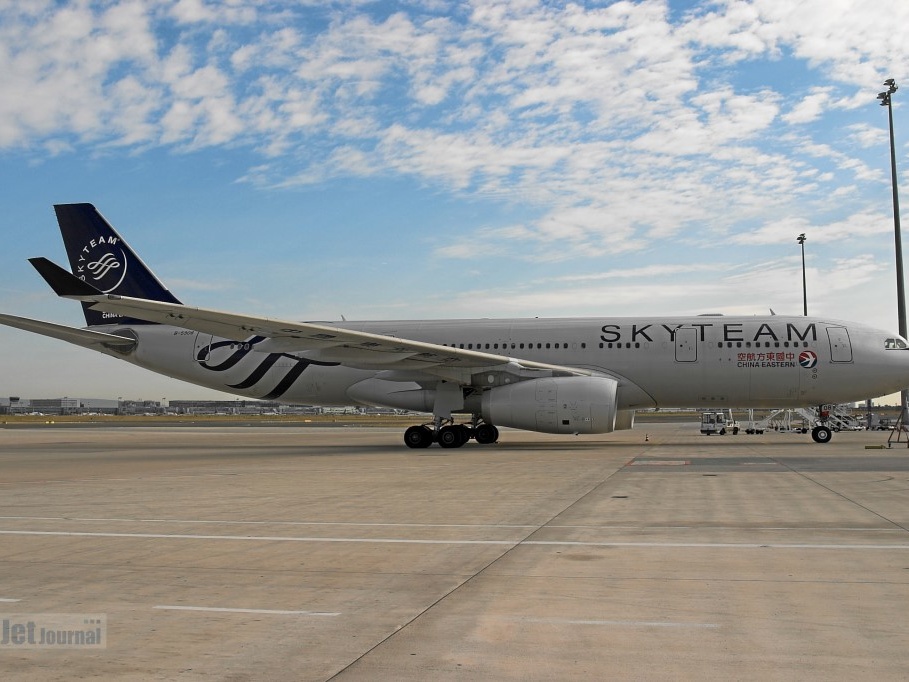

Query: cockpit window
885 337 908 349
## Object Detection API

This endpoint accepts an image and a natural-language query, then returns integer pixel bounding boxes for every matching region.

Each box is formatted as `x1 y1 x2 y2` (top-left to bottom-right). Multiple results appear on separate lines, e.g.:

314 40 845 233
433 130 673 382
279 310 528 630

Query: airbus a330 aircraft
2 204 908 447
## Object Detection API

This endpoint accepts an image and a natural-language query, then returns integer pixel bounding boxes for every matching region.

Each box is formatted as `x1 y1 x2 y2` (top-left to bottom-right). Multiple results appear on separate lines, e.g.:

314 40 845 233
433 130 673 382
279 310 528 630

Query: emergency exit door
675 327 697 362
826 326 853 362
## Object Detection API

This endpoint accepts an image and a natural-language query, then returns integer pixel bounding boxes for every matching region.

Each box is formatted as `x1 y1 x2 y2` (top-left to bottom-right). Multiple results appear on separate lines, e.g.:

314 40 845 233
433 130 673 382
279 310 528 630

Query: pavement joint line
2 529 909 550
327 457 632 679
770 456 909 535
154 605 340 616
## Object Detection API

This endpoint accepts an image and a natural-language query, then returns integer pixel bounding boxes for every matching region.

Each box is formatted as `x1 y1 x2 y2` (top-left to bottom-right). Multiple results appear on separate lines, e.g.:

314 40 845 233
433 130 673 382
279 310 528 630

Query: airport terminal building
0 397 388 416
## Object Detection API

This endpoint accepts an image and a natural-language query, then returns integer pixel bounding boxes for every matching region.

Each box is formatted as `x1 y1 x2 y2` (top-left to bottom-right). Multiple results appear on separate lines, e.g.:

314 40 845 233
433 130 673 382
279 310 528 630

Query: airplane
2 203 908 448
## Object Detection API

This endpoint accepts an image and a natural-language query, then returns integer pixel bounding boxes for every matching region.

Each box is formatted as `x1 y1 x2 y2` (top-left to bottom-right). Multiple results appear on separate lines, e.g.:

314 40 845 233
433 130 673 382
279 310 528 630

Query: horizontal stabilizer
0 314 137 352
29 257 102 297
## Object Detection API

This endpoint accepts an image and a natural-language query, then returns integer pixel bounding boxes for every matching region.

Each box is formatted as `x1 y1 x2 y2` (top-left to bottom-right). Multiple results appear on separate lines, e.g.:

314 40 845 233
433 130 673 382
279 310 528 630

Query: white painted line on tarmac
2 516 903 535
0 598 21 602
2 529 909 550
515 617 719 628
0 530 512 544
154 605 339 616
0 515 536 529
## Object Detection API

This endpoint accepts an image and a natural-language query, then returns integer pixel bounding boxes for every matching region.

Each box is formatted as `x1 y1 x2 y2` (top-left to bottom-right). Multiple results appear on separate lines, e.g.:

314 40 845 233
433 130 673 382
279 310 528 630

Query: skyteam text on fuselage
3 203 909 447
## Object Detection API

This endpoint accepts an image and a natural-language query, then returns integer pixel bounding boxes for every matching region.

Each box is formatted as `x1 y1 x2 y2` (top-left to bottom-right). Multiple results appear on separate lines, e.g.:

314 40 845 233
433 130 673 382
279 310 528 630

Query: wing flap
83 295 597 379
28 256 597 381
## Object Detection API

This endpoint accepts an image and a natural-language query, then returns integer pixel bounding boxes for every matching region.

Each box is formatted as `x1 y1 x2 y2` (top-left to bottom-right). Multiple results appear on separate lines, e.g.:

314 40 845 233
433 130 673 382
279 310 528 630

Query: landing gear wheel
404 425 433 449
811 425 832 444
474 423 499 444
438 424 466 449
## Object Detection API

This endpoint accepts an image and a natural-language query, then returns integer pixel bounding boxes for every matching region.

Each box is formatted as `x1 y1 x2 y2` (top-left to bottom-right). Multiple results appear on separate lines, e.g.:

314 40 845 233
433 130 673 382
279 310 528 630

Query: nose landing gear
810 406 833 443
810 425 832 443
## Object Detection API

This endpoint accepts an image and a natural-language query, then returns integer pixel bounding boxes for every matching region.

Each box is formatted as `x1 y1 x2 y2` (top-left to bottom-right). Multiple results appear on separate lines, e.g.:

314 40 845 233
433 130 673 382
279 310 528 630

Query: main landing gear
403 417 499 449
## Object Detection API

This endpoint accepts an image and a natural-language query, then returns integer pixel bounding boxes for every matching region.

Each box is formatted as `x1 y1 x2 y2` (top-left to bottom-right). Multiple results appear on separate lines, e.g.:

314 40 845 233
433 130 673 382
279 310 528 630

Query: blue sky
1 0 908 400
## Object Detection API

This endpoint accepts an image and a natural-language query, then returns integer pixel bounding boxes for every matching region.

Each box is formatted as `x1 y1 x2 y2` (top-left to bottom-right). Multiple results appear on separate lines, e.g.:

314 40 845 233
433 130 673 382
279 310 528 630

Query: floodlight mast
797 233 807 316
878 78 908 424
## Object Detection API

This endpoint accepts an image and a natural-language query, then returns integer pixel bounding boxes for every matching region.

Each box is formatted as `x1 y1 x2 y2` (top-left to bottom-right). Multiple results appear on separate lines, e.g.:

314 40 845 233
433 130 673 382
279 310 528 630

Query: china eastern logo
799 350 818 369
75 236 127 293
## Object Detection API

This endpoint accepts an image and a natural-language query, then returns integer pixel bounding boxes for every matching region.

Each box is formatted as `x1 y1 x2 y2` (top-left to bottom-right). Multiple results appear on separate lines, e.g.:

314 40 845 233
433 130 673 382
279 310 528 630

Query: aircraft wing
28 257 596 383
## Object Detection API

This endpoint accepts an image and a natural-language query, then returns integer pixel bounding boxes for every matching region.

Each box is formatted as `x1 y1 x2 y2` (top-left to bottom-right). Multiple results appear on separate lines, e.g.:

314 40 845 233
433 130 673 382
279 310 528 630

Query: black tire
475 423 498 444
811 426 832 444
404 425 433 449
438 425 464 449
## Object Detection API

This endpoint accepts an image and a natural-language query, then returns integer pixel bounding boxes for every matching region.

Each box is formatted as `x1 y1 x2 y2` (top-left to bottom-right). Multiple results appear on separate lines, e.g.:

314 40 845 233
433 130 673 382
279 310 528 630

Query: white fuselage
98 314 909 411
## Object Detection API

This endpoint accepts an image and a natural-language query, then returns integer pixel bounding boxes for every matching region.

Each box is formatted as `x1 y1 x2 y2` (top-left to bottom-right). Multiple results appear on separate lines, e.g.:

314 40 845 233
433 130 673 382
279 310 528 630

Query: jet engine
346 378 435 412
480 376 618 434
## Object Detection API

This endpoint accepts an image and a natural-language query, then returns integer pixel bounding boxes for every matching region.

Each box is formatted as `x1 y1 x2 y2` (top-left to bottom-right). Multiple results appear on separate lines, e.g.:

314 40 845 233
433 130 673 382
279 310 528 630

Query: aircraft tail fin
54 203 181 326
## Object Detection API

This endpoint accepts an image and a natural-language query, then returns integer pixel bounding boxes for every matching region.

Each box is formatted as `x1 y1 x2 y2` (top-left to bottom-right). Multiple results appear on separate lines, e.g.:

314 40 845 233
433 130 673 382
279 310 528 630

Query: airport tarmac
1 422 908 681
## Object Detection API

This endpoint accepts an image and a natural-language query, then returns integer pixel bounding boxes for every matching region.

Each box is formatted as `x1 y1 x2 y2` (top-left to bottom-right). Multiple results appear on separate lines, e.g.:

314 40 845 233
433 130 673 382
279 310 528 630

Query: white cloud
782 88 831 124
0 1 903 269
729 210 892 246
170 0 257 25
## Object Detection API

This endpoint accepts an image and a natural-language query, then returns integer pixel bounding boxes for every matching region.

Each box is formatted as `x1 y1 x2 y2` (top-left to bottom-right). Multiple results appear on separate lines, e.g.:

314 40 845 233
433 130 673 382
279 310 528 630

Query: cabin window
886 337 909 349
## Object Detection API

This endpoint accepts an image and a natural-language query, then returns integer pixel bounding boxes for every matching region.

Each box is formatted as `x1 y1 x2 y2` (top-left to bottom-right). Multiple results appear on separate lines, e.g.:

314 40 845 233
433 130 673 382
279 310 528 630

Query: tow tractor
700 409 740 435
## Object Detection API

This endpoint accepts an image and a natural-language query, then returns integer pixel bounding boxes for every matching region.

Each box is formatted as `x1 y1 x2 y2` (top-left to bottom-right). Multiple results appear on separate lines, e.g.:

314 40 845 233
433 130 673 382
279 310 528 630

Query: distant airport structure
0 397 394 417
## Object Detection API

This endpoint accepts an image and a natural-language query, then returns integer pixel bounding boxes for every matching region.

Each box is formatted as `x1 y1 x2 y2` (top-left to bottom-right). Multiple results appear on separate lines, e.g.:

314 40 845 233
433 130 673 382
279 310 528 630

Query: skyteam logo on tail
799 350 818 369
75 236 127 293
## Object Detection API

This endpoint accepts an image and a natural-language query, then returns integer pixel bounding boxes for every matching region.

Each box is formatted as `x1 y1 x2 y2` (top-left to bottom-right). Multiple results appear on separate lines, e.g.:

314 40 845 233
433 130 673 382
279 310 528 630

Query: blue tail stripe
54 204 181 327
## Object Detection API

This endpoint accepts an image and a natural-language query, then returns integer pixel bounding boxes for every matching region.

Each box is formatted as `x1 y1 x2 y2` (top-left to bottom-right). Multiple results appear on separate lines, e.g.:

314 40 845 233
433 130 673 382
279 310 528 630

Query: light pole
797 233 807 316
878 78 908 425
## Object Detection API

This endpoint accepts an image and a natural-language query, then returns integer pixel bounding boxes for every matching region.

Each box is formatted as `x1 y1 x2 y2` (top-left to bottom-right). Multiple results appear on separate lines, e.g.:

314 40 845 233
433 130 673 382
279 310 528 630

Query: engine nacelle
615 409 635 431
347 378 434 412
481 376 618 434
